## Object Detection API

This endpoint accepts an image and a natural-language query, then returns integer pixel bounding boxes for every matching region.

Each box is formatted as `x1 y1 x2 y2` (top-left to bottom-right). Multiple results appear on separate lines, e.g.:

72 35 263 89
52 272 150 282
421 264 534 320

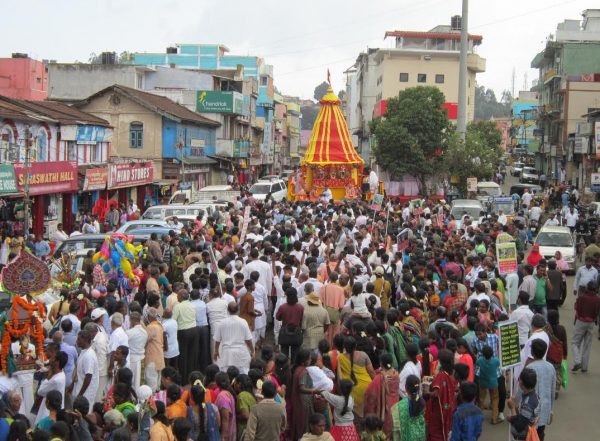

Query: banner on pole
467 177 478 192
496 241 518 274
370 194 384 211
498 320 521 369
239 205 251 243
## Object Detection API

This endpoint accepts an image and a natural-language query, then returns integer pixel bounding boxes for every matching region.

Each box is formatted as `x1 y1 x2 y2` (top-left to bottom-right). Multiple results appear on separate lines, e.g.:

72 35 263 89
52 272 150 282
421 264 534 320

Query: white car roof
451 199 483 207
199 185 234 191
538 225 571 234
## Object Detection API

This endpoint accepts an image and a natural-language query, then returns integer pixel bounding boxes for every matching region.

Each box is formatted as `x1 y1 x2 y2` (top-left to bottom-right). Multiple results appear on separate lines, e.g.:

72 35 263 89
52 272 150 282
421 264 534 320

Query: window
129 122 143 149
67 142 77 161
399 73 409 82
35 129 48 162
435 74 445 84
260 76 268 86
417 73 427 83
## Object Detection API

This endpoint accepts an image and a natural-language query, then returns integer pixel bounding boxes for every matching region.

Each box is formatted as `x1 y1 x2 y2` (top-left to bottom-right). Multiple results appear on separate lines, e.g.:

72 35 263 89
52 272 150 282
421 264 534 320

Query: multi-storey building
531 9 600 185
345 16 486 164
0 54 48 101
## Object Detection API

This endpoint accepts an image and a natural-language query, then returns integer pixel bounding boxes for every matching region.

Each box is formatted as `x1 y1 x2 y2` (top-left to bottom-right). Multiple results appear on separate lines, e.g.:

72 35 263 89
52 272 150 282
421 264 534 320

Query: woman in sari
215 372 236 441
364 353 400 438
425 349 457 441
337 336 375 423
391 375 425 441
289 349 317 441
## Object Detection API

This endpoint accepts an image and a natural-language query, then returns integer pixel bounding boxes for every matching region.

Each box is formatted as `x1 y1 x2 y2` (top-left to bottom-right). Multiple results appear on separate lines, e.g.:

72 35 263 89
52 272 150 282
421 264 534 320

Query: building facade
531 9 600 185
0 54 48 101
75 85 220 205
345 17 486 164
0 95 112 236
133 44 275 175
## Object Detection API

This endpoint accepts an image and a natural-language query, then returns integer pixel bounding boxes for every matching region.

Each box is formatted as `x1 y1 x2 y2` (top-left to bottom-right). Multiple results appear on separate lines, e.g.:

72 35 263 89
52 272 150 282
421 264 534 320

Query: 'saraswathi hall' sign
14 161 78 195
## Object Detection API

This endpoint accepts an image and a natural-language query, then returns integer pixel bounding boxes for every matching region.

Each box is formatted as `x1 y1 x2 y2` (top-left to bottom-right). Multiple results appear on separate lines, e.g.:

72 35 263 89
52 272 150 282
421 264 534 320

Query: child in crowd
360 415 386 441
450 381 484 441
507 368 539 441
475 345 501 424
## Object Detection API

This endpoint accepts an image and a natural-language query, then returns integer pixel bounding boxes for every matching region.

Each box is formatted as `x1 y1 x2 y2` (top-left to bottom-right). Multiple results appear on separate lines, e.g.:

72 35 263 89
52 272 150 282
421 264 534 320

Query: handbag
547 338 563 364
313 394 328 413
561 359 568 389
278 324 303 346
525 425 541 441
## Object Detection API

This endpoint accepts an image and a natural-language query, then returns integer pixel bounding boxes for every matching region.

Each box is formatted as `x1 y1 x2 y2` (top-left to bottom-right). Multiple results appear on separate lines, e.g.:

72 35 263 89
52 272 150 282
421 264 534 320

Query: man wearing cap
108 312 129 380
126 312 148 390
144 307 164 392
213 302 254 374
372 266 392 311
301 285 330 352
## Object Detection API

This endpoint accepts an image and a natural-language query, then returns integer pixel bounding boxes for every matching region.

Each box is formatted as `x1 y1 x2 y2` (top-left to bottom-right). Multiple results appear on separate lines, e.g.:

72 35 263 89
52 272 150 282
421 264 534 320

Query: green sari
391 399 425 441
384 324 407 370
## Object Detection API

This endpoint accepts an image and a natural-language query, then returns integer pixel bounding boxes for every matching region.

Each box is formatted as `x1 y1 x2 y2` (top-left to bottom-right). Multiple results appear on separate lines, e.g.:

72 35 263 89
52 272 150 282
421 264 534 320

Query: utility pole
23 126 31 236
457 0 469 141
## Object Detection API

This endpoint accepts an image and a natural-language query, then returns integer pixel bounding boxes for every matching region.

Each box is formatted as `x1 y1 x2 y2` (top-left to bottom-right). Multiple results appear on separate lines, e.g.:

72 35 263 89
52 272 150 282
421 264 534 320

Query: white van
169 185 239 204
142 204 211 220
476 181 501 203
450 199 484 229
249 177 288 202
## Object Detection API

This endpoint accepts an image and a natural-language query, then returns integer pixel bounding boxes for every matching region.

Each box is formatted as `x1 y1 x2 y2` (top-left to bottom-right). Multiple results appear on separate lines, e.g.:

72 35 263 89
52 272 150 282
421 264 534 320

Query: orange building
0 54 48 101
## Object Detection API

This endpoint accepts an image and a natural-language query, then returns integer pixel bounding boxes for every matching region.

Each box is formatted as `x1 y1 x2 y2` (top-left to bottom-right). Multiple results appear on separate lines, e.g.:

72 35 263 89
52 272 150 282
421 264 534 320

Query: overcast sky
1 0 594 100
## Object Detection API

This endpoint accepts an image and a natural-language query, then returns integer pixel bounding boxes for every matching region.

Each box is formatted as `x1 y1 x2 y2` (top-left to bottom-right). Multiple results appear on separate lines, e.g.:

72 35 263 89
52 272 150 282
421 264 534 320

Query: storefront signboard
83 168 108 191
108 163 154 189
0 164 17 194
14 161 78 196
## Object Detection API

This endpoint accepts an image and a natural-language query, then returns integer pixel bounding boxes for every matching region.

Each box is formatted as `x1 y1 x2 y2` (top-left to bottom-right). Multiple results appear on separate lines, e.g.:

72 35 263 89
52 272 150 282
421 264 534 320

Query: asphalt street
484 175 600 440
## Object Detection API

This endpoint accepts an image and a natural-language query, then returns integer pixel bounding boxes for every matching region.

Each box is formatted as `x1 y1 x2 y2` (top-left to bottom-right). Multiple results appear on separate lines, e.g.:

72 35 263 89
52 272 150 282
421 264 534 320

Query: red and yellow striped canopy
302 87 364 165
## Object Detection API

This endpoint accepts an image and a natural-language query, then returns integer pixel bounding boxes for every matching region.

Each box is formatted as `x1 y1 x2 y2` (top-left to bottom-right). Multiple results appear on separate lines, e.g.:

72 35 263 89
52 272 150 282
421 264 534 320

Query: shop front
108 162 154 215
14 161 78 238
0 164 21 236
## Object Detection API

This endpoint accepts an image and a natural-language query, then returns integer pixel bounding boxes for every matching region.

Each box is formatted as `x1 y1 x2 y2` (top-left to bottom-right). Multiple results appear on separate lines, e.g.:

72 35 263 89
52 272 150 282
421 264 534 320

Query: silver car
535 225 576 273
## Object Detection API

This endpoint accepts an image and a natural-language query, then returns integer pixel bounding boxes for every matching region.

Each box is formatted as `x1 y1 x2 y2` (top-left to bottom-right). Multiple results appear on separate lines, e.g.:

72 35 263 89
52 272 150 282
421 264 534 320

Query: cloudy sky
1 0 594 99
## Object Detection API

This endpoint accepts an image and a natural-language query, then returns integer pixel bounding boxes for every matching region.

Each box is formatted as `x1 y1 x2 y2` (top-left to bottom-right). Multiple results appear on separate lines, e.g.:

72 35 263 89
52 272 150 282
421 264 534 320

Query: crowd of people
2 189 599 441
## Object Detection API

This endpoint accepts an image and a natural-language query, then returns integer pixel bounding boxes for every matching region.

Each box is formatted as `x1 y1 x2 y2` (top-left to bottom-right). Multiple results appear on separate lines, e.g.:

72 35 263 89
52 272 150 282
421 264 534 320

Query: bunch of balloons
92 234 143 287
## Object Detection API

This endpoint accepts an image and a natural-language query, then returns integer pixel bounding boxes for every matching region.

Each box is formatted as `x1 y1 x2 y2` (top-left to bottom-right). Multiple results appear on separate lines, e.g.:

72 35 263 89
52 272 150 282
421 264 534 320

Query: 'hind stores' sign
108 163 154 189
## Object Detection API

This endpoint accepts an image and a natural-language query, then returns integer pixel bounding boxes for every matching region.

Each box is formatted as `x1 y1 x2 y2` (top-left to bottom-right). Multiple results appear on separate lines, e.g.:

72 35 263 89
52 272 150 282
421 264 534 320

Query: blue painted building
134 44 275 171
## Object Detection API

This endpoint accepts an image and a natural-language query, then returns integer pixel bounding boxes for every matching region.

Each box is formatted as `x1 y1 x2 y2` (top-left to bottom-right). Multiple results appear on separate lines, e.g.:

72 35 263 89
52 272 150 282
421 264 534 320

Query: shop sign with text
14 161 78 196
0 164 17 194
196 90 243 114
108 163 154 189
83 168 108 191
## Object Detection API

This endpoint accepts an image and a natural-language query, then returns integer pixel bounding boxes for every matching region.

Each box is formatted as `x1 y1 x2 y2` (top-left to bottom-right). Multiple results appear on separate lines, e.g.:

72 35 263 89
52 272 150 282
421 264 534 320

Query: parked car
535 225 576 273
142 204 209 220
53 234 150 259
117 220 169 233
511 162 525 177
476 181 502 204
520 167 539 184
509 183 543 197
249 178 288 202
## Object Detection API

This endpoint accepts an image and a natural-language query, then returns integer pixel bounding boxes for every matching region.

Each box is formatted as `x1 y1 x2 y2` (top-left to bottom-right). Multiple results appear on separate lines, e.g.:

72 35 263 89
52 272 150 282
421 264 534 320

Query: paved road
483 175 600 440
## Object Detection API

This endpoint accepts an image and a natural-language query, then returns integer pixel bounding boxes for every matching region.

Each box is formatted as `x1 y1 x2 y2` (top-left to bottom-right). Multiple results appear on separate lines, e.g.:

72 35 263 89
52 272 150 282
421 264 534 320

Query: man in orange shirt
166 384 188 419
319 271 346 345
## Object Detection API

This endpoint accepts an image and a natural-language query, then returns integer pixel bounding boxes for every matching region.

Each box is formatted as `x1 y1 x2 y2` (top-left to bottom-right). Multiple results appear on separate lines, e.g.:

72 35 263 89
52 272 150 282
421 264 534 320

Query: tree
445 121 503 193
313 81 330 101
474 85 511 120
300 105 319 130
371 86 453 195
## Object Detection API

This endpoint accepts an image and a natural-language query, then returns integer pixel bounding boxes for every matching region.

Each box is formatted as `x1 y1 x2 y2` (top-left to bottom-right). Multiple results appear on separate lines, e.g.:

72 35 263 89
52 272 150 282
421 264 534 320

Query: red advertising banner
108 163 154 189
83 168 108 191
14 161 78 196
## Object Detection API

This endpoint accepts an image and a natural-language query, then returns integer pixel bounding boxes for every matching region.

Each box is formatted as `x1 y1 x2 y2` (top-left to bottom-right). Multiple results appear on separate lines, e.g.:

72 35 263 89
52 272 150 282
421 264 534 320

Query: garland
2 296 46 374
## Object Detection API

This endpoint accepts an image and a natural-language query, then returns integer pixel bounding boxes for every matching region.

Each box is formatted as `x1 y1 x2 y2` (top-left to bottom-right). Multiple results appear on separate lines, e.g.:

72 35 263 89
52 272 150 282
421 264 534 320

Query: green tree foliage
313 81 330 101
474 86 511 120
371 86 452 194
445 121 503 193
300 105 319 130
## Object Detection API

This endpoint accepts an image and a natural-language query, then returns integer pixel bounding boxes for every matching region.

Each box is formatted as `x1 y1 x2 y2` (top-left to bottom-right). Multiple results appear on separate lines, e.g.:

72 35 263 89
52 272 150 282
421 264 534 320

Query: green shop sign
196 90 244 114
0 164 17 193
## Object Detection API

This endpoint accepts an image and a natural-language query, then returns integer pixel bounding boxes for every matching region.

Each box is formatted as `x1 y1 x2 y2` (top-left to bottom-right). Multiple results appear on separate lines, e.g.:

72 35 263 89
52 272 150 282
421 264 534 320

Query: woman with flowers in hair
364 352 400 438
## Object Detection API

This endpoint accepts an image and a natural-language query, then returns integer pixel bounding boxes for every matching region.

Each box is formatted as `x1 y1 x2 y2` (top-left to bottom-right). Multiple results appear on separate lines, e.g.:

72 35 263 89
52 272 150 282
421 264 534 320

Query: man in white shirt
510 292 534 347
52 223 69 250
213 302 254 374
521 189 533 208
518 266 537 302
520 314 549 363
466 282 491 309
399 345 422 398
529 204 542 223
125 312 148 390
564 206 579 232
71 329 99 405
108 313 129 378
190 289 211 371
243 249 273 296
84 320 109 401
35 350 67 426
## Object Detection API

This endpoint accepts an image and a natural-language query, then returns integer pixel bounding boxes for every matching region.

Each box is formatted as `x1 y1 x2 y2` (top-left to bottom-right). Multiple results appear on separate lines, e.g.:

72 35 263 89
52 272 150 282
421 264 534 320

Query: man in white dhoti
125 312 147 390
213 302 254 374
